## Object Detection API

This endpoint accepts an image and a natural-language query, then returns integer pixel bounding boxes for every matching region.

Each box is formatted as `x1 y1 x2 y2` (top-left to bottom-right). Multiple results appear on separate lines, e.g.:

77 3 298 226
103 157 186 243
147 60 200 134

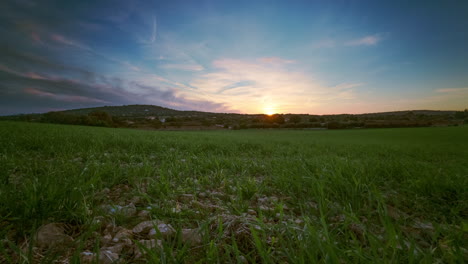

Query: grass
0 121 467 263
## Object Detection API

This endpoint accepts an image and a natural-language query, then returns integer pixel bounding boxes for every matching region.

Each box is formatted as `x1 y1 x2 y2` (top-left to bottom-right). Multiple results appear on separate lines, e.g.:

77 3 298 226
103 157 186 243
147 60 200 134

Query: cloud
187 58 362 114
0 45 233 114
50 34 91 50
346 34 382 46
436 87 468 93
257 57 295 65
385 87 468 112
160 63 205 71
150 16 157 43
24 87 109 103
331 82 364 90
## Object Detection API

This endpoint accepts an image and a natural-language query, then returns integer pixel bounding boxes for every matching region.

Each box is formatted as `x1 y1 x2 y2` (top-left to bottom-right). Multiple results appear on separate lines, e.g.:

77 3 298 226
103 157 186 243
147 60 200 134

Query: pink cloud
436 88 468 93
30 32 42 44
26 72 47 80
258 57 295 65
50 34 90 50
0 64 51 80
346 34 382 46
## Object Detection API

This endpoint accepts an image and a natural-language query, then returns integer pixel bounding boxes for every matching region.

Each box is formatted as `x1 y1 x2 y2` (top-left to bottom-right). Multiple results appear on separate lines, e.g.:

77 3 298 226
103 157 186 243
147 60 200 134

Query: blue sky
1 0 467 115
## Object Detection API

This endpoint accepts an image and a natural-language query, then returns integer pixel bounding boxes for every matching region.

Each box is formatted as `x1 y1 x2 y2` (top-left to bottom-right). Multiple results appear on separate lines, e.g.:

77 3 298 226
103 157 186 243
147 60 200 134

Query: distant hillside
359 110 457 116
1 104 466 130
61 104 208 117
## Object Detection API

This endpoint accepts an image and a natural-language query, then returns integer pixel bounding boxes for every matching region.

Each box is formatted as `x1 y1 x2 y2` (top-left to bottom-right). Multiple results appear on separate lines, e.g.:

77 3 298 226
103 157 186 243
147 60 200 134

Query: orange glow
264 106 276 115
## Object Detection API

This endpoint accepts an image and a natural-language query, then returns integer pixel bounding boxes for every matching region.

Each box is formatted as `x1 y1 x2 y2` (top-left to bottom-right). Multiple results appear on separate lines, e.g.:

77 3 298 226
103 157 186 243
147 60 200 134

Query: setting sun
264 107 276 116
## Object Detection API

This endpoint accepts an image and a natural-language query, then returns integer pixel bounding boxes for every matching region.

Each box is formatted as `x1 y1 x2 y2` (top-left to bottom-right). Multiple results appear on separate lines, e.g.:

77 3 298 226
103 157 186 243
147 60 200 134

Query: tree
289 115 301 124
88 111 114 127
266 114 285 124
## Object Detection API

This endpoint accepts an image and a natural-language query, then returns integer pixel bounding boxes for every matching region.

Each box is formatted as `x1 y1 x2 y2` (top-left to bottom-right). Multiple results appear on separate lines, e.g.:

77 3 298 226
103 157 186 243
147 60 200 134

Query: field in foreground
0 121 467 263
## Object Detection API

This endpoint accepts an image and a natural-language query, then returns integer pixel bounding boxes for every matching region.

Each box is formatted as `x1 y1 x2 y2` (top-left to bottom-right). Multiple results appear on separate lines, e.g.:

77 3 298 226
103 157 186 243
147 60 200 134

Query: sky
1 0 467 115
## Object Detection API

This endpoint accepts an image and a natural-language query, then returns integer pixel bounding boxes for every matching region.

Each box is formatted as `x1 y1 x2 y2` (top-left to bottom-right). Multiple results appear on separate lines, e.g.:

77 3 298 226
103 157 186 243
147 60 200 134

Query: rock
413 221 434 230
211 191 225 199
101 203 136 216
101 234 113 245
386 205 408 220
120 238 133 246
92 216 106 225
132 220 161 234
80 251 95 263
137 210 150 218
80 250 120 264
247 209 257 216
134 239 162 259
191 200 221 212
179 194 194 202
99 250 119 264
101 205 120 214
121 203 137 216
148 223 175 238
348 223 365 242
103 243 124 254
113 228 133 241
238 255 248 263
330 214 346 223
181 229 202 245
259 205 273 212
129 196 142 205
294 218 304 225
36 223 73 248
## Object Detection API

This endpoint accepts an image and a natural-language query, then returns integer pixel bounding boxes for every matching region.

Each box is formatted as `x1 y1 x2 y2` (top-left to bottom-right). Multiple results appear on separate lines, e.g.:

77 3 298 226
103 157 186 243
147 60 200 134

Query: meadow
0 121 467 263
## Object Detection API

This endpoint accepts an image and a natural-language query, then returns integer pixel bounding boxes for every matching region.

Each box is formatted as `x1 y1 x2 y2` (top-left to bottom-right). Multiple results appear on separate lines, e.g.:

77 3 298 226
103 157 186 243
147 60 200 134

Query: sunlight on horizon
263 106 277 116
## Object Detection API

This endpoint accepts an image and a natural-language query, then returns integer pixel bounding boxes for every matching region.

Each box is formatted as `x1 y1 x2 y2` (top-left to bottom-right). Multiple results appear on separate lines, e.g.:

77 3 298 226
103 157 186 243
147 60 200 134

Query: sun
264 107 276 116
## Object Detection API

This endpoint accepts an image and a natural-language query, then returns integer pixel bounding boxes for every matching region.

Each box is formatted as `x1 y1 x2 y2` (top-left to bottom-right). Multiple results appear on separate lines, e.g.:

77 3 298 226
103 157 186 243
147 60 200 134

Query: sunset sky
1 0 467 115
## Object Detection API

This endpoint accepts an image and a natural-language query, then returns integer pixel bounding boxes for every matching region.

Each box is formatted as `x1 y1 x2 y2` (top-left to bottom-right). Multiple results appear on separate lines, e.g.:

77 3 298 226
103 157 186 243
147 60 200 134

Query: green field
0 121 467 263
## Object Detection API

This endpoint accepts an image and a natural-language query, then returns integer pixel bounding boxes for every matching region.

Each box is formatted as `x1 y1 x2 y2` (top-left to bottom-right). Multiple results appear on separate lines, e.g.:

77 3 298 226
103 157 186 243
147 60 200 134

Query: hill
61 104 207 117
1 105 466 130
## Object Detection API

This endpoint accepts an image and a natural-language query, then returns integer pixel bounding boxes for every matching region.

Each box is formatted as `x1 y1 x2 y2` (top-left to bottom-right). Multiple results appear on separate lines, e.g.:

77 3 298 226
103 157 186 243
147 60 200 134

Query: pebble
134 239 162 259
148 223 175 238
247 209 257 216
36 223 73 248
181 228 202 245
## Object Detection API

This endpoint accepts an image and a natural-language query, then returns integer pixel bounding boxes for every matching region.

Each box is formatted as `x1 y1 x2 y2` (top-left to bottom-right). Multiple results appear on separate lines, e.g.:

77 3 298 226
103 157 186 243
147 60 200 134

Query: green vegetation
2 105 466 130
0 121 467 263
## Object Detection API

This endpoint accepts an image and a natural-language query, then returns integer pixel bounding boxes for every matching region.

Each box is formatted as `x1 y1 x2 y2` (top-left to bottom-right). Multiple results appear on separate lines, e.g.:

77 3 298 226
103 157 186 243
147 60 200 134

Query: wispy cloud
50 34 91 50
257 57 295 65
436 87 468 93
0 44 232 114
24 87 109 103
346 34 382 46
160 63 204 71
150 16 157 43
331 82 365 90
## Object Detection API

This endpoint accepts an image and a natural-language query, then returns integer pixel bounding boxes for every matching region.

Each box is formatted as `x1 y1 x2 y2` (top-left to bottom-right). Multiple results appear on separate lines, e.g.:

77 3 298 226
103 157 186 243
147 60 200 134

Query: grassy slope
0 121 467 263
